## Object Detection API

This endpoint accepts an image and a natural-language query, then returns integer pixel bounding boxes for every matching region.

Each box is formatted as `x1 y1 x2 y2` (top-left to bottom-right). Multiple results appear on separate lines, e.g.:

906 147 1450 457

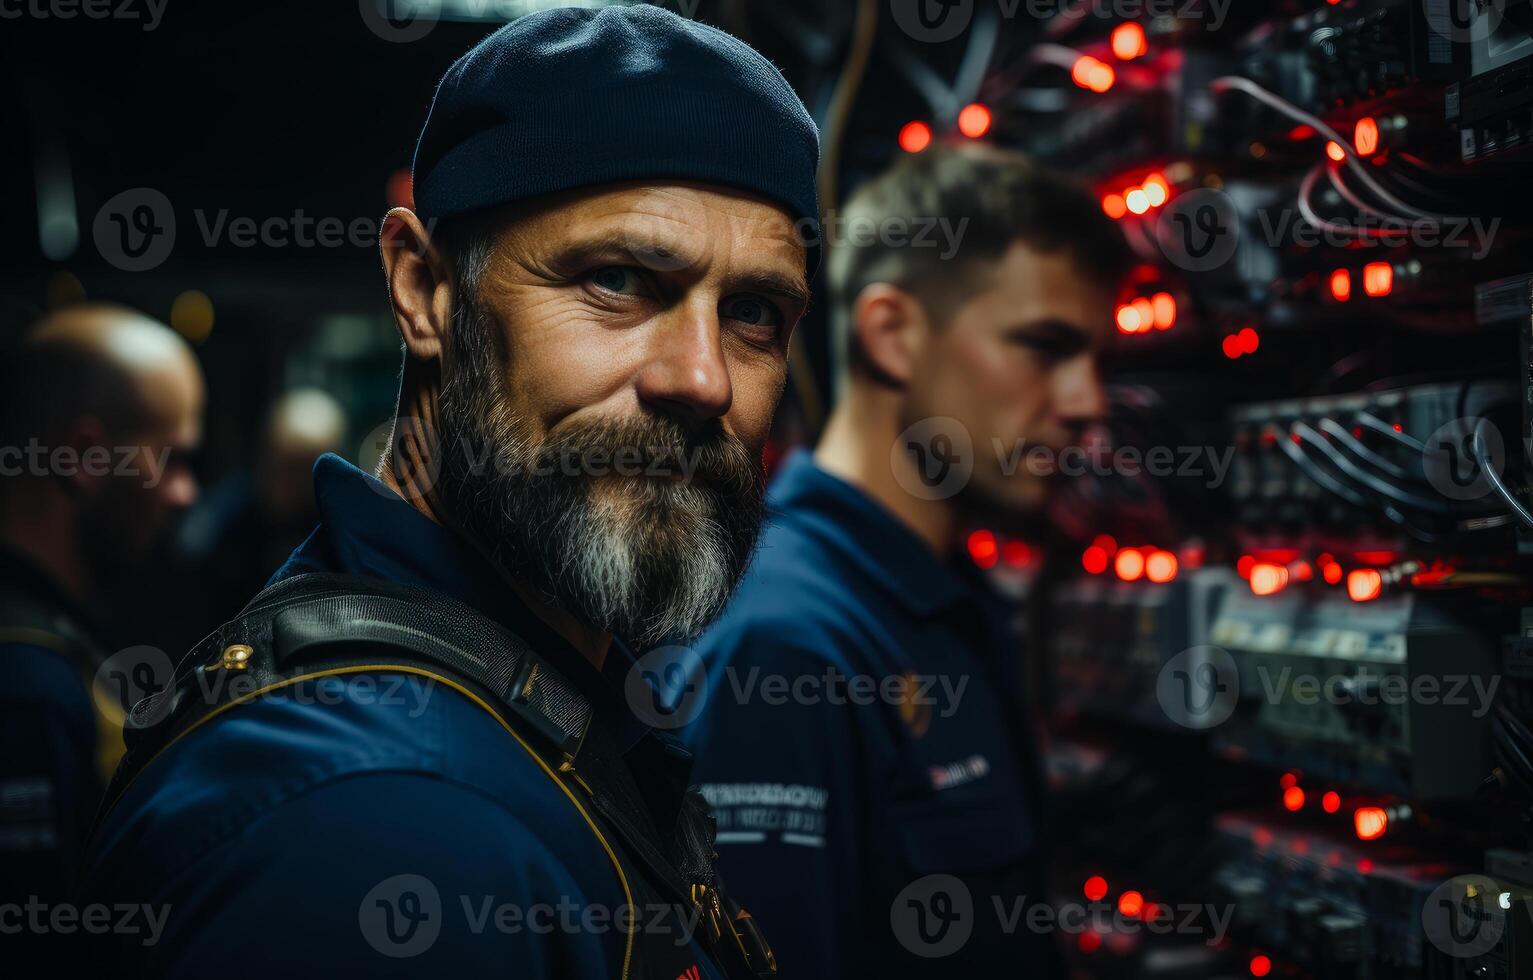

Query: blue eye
591 267 643 295
723 295 781 328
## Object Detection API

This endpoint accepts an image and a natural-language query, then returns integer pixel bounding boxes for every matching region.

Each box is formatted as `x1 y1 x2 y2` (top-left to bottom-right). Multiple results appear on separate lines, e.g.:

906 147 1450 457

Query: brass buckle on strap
691 884 777 977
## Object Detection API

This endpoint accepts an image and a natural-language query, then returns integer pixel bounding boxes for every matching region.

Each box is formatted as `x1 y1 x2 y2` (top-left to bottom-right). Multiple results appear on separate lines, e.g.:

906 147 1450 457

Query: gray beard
433 307 763 649
538 470 741 646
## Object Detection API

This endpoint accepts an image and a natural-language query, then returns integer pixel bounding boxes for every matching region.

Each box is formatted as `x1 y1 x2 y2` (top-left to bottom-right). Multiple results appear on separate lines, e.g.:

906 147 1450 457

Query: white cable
1326 161 1409 223
1297 164 1397 239
1211 75 1468 224
1029 43 1088 72
1474 419 1533 530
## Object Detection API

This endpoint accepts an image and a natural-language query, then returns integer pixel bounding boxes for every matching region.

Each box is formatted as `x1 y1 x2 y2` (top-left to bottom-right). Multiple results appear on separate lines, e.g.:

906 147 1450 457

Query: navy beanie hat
412 4 821 270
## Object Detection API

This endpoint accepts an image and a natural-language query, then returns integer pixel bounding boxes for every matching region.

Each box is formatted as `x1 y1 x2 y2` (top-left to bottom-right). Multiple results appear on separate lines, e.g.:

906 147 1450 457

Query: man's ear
381 208 454 362
57 415 110 499
851 283 930 386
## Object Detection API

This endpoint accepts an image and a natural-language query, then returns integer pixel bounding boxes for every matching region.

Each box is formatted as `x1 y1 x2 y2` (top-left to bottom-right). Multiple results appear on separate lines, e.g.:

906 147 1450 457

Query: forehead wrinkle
495 185 805 298
565 211 713 275
620 184 798 256
716 248 809 307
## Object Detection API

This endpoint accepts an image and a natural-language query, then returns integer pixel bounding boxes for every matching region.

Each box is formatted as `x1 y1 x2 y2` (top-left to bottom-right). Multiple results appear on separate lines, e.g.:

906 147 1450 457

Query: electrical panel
975 1 1533 976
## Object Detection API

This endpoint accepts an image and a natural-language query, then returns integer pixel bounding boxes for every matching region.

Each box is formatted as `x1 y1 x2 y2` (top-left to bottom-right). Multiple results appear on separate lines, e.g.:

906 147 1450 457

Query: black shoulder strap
101 572 594 815
0 587 94 666
97 572 776 978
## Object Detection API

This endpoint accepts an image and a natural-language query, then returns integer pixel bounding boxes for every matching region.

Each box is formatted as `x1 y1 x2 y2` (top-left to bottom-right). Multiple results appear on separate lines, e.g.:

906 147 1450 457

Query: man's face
434 183 808 645
82 361 204 579
904 242 1114 514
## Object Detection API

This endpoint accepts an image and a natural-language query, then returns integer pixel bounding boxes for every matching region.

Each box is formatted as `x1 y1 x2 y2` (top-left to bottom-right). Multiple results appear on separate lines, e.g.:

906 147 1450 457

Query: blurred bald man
0 304 203 907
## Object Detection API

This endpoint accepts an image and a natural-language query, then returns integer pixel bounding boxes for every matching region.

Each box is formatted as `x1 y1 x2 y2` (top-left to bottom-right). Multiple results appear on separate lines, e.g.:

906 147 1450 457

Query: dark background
0 0 1010 477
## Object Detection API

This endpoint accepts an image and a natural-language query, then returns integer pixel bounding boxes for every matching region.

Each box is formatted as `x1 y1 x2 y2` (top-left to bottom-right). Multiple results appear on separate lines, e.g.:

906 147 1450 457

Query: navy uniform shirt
76 454 729 978
683 451 1054 978
0 550 108 909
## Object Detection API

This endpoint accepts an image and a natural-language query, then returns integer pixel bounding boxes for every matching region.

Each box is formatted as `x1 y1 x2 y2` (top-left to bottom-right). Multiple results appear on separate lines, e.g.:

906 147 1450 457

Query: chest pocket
888 793 1035 875
880 672 1037 874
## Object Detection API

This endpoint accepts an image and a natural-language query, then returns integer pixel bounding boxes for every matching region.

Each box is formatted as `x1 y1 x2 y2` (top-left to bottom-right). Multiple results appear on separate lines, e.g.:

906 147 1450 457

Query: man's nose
1053 354 1108 424
164 469 200 510
634 307 733 425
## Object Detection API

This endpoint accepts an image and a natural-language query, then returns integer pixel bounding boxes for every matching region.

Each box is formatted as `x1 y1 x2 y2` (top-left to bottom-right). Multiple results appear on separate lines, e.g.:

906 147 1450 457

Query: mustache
531 414 761 492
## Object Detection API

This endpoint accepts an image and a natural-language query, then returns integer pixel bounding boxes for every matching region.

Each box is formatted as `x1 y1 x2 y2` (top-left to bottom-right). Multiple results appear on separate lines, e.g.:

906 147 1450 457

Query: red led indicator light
1347 569 1383 602
899 121 932 153
1330 268 1352 302
1355 807 1388 840
957 103 992 139
1115 549 1146 581
1111 22 1148 60
1118 890 1144 917
1354 116 1380 156
1363 261 1394 297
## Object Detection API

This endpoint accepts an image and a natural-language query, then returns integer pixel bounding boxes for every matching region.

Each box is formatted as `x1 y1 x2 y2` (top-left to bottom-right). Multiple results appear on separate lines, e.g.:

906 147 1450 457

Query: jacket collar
277 453 656 753
767 451 974 617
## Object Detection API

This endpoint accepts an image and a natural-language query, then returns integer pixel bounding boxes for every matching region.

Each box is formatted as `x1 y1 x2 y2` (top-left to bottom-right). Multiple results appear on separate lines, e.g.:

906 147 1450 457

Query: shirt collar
0 545 106 648
767 450 972 617
278 453 655 752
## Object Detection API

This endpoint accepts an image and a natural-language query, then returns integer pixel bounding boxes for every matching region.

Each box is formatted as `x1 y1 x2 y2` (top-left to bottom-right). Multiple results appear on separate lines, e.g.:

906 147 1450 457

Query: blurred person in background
163 387 346 649
78 6 816 977
0 304 203 907
683 145 1132 978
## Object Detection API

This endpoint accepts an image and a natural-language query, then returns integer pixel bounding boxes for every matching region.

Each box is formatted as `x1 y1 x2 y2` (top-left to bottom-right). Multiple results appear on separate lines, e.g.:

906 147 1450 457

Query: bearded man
76 7 817 978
